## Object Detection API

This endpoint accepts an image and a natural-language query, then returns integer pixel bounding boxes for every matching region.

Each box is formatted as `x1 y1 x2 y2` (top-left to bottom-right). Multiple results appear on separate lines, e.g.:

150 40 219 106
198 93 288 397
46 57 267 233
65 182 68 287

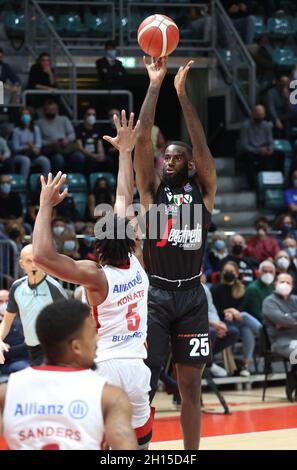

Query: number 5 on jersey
126 303 140 331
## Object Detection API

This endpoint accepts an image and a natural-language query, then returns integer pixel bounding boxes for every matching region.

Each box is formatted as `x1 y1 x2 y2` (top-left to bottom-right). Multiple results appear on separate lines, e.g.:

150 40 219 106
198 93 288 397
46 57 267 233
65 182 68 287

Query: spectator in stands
0 289 29 376
5 221 25 257
245 218 280 262
239 105 281 188
202 282 239 378
27 52 57 108
60 229 80 260
100 108 121 175
284 170 297 221
242 260 275 322
52 177 80 224
0 136 13 175
11 108 51 181
208 232 229 273
225 233 258 285
211 261 262 376
274 248 297 292
283 236 297 288
262 273 297 399
87 176 113 222
37 100 86 174
0 175 23 227
0 48 21 105
76 107 106 174
274 213 297 245
222 1 255 45
0 230 14 289
51 217 66 252
96 40 127 90
265 76 293 139
79 223 96 260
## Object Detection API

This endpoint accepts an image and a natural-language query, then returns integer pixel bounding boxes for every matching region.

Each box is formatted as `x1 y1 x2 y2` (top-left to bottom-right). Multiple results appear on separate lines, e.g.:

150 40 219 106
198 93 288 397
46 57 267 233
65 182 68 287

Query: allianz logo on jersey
113 270 142 293
14 401 88 420
165 187 193 206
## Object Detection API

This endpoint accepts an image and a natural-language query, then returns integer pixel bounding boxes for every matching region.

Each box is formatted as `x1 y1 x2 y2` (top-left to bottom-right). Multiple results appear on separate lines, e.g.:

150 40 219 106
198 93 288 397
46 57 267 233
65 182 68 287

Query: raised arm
134 57 167 209
174 61 217 213
103 110 139 218
32 172 104 290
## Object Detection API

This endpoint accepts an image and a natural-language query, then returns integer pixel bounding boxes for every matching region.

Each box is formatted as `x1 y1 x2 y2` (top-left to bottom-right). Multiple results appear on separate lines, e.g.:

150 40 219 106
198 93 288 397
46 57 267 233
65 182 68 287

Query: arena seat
272 48 297 69
4 13 25 37
254 17 267 38
268 17 294 38
257 171 285 210
59 14 88 36
89 172 116 191
10 174 27 211
67 173 87 192
70 192 87 219
29 173 41 192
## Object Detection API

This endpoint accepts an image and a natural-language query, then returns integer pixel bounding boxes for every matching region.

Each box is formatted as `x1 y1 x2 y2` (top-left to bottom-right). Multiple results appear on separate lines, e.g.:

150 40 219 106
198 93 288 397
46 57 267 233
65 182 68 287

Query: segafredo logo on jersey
113 271 143 293
14 403 64 416
168 223 202 247
165 187 193 206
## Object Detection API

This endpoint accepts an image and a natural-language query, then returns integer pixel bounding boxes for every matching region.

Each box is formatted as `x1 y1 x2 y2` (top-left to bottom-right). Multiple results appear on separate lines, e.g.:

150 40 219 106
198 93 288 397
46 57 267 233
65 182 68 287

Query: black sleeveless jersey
143 179 211 280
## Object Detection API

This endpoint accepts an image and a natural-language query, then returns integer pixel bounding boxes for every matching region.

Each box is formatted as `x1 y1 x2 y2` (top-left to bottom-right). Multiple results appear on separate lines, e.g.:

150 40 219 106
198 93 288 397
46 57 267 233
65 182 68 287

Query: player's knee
178 375 202 403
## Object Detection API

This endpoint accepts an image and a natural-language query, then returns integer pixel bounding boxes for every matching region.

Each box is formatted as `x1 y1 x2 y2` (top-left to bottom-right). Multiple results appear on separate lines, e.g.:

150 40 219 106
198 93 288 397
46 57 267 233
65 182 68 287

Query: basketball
137 14 180 58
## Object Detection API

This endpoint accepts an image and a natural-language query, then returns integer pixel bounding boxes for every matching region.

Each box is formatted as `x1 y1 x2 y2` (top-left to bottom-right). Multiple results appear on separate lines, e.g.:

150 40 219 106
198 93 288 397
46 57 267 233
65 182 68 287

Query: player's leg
171 284 210 450
175 362 205 449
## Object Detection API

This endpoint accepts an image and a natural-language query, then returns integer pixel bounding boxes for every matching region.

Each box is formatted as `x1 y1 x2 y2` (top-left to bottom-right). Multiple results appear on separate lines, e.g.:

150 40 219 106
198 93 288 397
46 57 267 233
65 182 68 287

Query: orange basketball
137 14 179 58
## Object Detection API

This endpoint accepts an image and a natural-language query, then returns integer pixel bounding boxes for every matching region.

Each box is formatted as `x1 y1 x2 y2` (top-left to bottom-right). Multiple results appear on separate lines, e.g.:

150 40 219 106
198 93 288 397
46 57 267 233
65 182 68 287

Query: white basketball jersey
93 254 149 362
3 366 106 450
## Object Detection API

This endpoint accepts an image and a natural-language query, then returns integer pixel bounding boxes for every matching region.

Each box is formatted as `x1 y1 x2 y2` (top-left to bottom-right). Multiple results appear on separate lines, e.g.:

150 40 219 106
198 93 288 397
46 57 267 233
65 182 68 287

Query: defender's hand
40 172 68 208
103 110 140 154
174 60 194 97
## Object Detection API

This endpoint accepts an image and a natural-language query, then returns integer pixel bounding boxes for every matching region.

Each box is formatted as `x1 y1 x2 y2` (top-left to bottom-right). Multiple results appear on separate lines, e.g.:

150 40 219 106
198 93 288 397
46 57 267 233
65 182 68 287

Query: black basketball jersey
143 179 211 280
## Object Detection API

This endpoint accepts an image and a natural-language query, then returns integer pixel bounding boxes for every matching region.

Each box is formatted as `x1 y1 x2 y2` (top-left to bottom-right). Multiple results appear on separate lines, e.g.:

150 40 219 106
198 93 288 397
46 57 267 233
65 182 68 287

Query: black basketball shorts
146 283 210 366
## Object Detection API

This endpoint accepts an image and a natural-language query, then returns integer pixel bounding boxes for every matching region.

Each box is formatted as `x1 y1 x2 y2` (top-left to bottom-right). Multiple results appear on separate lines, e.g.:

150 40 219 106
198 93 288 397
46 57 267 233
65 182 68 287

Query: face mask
276 257 290 270
21 114 31 125
257 229 266 237
261 273 274 285
287 247 297 258
0 303 7 321
293 180 297 189
45 112 56 120
282 224 292 233
84 235 96 247
0 183 11 194
106 49 117 59
86 115 96 126
214 240 225 250
64 240 76 251
275 282 292 297
223 271 235 283
53 226 64 237
232 244 243 255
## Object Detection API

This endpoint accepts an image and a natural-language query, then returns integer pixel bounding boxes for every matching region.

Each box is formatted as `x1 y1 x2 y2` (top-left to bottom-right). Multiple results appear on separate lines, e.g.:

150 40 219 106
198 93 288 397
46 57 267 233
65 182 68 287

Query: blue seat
220 49 232 63
67 173 87 192
272 48 297 68
29 174 41 192
59 14 88 36
257 171 285 209
89 172 116 191
70 192 87 219
268 17 294 37
272 139 292 154
254 17 267 37
10 174 26 192
85 13 113 37
4 13 25 37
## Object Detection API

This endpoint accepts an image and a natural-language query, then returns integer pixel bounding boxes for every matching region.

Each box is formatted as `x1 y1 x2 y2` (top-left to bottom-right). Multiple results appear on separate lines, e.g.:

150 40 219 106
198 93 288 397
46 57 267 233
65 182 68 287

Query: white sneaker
210 363 228 377
240 368 251 377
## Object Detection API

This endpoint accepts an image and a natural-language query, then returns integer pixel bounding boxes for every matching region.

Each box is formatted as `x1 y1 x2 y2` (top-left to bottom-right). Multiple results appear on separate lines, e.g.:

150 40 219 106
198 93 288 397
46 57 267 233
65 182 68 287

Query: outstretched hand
40 171 68 208
143 56 167 87
103 110 140 154
174 60 194 96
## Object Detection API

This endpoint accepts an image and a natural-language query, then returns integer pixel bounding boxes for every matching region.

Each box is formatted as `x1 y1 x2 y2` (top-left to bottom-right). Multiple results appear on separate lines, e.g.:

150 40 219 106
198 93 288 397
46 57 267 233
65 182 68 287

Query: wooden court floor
151 386 297 450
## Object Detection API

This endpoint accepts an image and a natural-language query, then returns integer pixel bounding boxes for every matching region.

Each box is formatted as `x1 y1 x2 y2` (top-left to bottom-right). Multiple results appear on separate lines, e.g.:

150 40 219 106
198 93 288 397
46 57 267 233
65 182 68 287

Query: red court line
152 405 297 442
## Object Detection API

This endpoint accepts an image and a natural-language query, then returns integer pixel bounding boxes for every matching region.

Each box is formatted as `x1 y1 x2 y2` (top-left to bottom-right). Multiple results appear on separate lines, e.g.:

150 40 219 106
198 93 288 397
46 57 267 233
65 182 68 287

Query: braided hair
94 212 136 266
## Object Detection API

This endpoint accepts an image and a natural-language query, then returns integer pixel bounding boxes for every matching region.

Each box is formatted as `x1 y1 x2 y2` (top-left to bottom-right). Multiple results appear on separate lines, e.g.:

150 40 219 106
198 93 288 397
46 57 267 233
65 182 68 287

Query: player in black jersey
134 57 217 450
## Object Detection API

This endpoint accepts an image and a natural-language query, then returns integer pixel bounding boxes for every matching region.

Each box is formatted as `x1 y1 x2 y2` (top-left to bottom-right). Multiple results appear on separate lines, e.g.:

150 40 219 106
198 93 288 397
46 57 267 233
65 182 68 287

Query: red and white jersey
3 366 106 450
93 254 149 362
